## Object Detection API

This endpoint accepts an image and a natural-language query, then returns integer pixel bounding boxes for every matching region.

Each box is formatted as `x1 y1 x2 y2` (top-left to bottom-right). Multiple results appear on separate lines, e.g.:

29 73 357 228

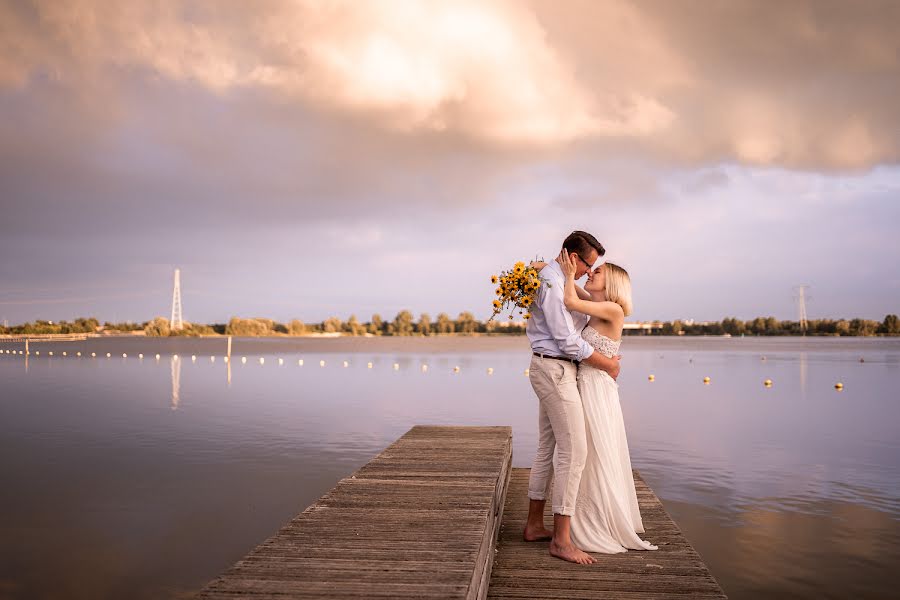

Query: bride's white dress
570 325 657 553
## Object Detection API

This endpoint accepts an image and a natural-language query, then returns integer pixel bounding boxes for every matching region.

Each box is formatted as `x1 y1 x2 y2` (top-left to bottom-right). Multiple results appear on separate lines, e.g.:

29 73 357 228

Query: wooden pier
199 425 513 599
198 426 726 599
488 468 727 599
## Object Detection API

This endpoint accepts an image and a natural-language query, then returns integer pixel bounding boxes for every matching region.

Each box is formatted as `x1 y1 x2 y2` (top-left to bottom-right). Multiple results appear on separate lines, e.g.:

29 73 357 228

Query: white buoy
77 352 81 357
298 359 304 366
320 360 325 367
648 374 655 381
155 353 160 360
487 367 494 375
223 356 228 363
453 366 460 373
35 351 40 356
421 364 428 372
138 353 143 359
173 354 179 360
259 357 265 365
278 357 284 365
210 356 215 363
524 369 530 376
192 355 197 362
122 353 127 358
49 351 54 356
393 363 400 370
91 352 97 358
241 356 247 364
703 376 711 384
343 360 349 368
62 351 67 356
367 362 373 369
764 379 773 387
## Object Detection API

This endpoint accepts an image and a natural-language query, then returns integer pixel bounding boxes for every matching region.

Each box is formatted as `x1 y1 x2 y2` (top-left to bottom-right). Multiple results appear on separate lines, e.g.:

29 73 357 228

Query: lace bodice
582 325 622 358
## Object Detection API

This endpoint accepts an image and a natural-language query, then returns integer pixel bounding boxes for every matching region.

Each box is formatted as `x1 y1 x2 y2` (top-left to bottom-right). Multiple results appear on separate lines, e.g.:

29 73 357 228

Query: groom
524 230 621 565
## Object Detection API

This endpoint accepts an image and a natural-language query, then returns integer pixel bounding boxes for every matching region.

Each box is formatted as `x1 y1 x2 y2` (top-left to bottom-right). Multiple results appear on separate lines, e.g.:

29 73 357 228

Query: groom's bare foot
523 525 553 542
549 540 595 565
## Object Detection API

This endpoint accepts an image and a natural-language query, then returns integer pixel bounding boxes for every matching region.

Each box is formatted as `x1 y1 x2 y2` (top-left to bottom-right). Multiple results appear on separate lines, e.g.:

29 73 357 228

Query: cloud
3 0 898 168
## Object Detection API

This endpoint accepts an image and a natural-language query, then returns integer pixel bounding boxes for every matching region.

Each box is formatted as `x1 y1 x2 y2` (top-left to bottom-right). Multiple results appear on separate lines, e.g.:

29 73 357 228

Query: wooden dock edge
471 430 513 600
197 425 513 599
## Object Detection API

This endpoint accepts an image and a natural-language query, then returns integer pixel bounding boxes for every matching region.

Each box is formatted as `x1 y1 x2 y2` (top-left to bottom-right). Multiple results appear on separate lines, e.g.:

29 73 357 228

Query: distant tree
391 310 415 336
416 313 432 336
288 319 306 336
455 312 477 334
272 321 289 334
835 319 851 336
721 317 746 336
144 316 171 337
435 313 454 335
323 316 343 333
880 314 900 335
226 317 272 336
368 314 384 336
345 315 366 336
169 322 215 337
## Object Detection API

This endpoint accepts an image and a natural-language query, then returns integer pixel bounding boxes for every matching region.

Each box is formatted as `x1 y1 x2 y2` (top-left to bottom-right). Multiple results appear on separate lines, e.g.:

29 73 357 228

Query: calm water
1 336 898 599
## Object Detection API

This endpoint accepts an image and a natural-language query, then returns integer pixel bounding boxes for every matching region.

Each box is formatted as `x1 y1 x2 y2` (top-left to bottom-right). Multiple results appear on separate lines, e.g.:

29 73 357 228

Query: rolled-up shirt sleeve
539 282 594 361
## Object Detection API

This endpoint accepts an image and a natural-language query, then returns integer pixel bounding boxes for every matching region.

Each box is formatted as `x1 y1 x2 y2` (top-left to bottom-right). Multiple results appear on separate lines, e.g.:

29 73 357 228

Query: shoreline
2 334 899 354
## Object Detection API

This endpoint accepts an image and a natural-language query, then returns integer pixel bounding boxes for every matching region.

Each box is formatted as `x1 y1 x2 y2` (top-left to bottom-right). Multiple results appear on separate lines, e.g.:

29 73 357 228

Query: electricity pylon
171 268 184 331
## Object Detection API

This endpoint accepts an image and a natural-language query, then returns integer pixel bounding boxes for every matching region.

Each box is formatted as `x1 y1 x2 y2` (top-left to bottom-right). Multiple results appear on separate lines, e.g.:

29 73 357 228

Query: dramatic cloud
3 0 899 166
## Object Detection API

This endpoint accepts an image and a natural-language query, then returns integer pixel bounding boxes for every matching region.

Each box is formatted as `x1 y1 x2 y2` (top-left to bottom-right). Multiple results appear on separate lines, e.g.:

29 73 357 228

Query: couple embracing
524 230 656 564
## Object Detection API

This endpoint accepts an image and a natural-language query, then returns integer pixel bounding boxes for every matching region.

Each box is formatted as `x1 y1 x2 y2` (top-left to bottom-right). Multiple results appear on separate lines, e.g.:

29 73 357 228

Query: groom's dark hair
563 231 605 258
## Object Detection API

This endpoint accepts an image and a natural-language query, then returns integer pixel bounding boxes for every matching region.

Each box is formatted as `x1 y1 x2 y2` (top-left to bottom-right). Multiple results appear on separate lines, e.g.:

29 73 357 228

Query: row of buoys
0 349 487 375
0 349 850 387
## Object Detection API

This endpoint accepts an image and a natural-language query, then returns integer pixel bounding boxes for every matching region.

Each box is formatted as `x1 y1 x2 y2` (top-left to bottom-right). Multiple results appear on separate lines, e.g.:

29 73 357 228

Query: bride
556 249 657 553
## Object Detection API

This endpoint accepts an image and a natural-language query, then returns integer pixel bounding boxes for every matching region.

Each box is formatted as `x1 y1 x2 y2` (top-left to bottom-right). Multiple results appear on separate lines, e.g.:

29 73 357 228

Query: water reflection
171 355 181 410
800 350 808 396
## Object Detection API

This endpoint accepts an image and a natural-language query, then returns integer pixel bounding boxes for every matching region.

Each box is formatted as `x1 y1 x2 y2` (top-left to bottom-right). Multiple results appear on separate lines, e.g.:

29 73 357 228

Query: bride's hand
558 248 577 279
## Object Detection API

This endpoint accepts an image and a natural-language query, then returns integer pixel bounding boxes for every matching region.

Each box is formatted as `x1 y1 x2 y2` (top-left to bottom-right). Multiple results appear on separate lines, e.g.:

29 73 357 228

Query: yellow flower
521 296 532 307
495 287 502 295
490 275 498 284
524 313 531 320
492 299 502 309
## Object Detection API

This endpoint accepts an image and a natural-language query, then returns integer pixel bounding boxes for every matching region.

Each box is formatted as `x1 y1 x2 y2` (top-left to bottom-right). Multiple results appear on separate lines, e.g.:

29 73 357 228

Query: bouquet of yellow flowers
489 261 547 321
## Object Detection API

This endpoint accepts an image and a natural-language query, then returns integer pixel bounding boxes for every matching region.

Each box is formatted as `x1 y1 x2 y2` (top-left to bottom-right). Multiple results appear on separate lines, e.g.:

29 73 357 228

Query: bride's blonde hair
603 263 633 317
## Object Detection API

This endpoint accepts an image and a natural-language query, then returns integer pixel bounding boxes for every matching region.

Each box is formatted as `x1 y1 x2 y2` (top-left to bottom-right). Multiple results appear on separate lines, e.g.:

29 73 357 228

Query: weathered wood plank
487 468 727 599
198 425 512 600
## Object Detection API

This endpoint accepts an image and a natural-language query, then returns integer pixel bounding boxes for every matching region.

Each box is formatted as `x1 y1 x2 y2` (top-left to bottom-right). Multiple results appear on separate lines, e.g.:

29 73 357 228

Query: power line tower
171 268 184 331
793 285 810 335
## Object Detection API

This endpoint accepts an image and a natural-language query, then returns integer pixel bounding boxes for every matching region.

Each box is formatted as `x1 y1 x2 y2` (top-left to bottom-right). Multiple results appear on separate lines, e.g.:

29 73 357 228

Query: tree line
657 315 900 336
3 313 898 337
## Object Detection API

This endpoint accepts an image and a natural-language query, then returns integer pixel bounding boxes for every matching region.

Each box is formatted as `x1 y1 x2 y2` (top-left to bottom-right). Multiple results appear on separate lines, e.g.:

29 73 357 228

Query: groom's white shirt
526 261 592 361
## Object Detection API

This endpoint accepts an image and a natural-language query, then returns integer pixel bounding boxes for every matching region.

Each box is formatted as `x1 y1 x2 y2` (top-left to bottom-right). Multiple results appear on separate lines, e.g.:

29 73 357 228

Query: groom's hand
582 351 621 380
608 355 622 380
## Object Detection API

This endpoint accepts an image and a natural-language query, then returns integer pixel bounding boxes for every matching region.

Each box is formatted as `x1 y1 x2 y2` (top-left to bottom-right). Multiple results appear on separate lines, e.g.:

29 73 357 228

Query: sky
1 0 898 325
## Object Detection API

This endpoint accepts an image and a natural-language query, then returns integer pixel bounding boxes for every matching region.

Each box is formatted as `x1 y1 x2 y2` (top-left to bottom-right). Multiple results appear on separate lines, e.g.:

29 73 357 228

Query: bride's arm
530 259 590 299
559 250 625 322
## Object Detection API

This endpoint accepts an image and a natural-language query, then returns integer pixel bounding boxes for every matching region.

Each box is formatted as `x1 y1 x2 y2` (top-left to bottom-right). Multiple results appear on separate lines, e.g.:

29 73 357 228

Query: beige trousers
526 355 587 516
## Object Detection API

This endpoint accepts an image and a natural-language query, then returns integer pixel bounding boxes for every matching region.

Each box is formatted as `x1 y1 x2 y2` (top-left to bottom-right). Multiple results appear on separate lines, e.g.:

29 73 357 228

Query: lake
1 335 898 599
